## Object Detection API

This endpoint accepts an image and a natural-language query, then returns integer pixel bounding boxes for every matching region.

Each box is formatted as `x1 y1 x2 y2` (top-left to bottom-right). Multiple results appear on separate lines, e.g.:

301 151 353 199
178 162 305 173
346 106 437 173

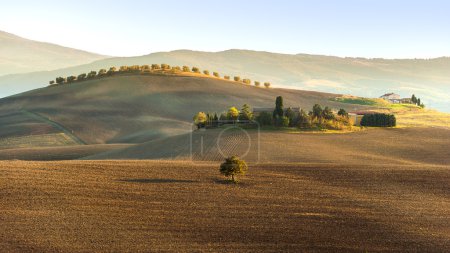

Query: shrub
264 82 271 88
256 111 272 126
224 75 230 80
254 81 260 87
234 76 241 82
203 70 210 75
219 156 248 183
49 80 55 85
213 72 220 77
360 113 396 127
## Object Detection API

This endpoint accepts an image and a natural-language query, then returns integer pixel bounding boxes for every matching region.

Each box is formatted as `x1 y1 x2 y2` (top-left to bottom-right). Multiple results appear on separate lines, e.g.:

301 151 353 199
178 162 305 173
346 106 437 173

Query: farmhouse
380 93 401 103
380 93 413 104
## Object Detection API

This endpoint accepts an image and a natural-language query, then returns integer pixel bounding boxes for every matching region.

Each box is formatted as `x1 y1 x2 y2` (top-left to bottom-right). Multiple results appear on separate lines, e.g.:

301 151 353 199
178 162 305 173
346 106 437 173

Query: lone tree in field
219 156 248 183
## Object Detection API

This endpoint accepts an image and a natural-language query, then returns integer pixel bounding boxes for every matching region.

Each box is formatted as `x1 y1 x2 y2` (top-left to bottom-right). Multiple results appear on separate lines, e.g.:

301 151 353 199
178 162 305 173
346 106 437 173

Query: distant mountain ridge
0 30 109 76
0 33 449 111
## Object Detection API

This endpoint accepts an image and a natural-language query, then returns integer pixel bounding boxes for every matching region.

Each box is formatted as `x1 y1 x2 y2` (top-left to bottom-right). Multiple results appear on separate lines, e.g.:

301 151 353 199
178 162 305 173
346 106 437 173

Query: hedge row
360 113 396 127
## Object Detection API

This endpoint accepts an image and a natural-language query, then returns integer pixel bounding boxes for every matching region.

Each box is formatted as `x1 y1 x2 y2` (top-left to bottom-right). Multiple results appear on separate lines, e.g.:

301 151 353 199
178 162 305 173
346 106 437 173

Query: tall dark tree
411 94 418 104
312 104 323 120
273 96 284 118
338 108 348 117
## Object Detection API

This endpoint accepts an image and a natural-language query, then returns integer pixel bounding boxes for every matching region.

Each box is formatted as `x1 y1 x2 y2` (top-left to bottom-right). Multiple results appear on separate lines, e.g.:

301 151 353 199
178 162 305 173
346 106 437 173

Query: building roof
380 92 400 97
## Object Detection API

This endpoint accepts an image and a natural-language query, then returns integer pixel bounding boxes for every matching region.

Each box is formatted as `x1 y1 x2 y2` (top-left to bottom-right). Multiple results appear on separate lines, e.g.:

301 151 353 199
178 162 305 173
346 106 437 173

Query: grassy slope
0 74 361 146
1 160 449 252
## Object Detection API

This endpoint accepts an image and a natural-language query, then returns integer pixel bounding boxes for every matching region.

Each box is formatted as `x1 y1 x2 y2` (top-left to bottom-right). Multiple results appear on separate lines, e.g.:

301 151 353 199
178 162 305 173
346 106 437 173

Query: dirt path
21 109 86 145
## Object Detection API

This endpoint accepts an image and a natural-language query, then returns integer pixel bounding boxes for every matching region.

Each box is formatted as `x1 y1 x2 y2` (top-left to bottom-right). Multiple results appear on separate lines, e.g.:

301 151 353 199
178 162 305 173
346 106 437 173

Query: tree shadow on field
119 178 197 184
213 178 252 187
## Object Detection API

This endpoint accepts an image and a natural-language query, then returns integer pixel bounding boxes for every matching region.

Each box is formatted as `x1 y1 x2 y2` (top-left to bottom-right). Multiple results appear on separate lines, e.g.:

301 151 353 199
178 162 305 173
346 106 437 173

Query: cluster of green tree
411 94 425 108
255 96 353 130
49 64 272 88
360 113 396 127
193 104 254 129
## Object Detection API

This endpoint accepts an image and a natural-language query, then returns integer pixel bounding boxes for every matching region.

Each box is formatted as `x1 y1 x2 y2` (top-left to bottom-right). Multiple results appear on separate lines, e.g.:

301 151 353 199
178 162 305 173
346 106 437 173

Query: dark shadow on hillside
119 178 197 184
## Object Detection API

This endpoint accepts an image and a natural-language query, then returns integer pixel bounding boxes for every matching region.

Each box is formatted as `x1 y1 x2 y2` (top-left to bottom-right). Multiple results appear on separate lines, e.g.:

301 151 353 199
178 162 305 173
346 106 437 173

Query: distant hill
0 73 359 145
0 31 108 76
0 49 449 111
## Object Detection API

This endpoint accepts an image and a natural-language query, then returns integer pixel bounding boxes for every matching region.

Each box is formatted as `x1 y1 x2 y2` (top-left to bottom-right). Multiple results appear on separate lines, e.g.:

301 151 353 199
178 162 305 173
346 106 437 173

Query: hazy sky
1 0 449 58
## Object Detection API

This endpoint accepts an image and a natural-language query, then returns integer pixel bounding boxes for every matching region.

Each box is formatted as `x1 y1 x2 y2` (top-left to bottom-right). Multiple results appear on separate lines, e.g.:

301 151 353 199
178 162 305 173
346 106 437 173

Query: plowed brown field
1 160 449 252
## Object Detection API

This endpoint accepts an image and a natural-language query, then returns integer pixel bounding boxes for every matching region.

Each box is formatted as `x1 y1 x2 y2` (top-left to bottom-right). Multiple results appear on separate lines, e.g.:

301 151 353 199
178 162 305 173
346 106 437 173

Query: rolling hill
0 31 108 76
0 73 359 147
1 49 449 112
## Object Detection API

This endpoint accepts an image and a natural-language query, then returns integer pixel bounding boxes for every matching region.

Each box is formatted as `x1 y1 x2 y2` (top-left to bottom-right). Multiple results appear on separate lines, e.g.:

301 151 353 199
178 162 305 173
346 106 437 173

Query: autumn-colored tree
219 156 248 183
224 75 230 80
227 106 240 122
242 79 251 85
213 72 220 77
234 76 241 82
193 112 207 129
182 66 190 72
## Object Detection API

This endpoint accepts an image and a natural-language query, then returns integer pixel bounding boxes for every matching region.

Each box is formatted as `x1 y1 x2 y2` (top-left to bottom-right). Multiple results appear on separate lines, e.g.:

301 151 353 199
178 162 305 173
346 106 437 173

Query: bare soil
1 160 449 252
